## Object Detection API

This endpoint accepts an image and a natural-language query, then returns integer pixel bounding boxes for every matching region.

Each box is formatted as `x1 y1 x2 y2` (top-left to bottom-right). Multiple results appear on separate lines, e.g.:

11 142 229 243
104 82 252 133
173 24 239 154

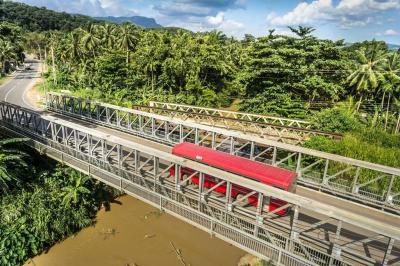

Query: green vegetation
1 4 400 264
0 1 95 32
0 137 114 266
0 22 24 76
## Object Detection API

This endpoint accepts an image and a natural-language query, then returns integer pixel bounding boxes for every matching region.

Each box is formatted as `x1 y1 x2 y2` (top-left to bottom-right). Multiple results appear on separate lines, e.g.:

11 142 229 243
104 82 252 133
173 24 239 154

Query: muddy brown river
25 195 245 266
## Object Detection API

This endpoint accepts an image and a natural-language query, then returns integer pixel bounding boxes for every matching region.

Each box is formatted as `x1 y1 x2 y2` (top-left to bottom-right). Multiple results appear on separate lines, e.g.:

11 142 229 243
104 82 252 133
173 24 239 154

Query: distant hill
95 16 162 28
388 43 400 50
0 1 95 31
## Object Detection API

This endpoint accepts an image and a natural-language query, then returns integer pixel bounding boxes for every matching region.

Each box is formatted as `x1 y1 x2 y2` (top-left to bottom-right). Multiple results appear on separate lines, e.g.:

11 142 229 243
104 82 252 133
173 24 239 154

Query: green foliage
59 170 91 206
46 25 241 107
0 22 24 75
0 1 95 32
0 138 30 194
305 131 400 169
238 88 307 119
239 27 349 111
0 137 113 266
0 168 99 265
310 107 362 133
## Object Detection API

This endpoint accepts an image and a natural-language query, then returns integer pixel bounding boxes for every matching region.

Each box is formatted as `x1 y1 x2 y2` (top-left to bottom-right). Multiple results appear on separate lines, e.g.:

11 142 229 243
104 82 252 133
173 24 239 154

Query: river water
25 195 245 266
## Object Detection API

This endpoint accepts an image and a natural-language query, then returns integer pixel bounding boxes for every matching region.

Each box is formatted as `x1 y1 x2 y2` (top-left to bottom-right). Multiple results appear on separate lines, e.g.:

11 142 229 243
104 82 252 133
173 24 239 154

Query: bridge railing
46 93 400 214
1 101 399 266
149 101 311 128
133 104 342 144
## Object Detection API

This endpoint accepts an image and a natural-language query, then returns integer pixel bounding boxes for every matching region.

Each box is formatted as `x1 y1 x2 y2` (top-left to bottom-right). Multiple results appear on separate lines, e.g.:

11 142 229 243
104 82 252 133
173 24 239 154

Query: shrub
238 89 307 119
310 107 362 133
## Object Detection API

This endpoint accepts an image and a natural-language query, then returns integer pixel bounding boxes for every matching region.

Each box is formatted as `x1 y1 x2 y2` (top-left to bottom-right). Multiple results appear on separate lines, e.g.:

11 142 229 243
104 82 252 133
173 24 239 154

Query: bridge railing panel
1 101 399 265
45 93 400 214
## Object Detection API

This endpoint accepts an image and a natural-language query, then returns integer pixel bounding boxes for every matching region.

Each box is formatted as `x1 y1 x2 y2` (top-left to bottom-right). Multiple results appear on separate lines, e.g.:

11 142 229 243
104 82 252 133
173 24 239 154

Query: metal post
382 238 394 266
134 150 139 172
296 153 302 174
250 141 255 160
322 159 330 188
329 220 342 266
211 132 216 149
226 181 232 212
198 173 204 212
195 128 199 144
272 147 277 165
154 157 159 192
174 164 180 201
230 136 235 155
350 167 361 194
151 118 155 137
288 205 299 251
385 175 395 204
254 193 264 237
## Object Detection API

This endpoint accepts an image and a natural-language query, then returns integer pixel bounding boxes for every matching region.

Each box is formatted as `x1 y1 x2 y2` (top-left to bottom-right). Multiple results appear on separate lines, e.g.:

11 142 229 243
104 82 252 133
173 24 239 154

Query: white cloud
266 0 333 26
384 29 400 36
207 12 225 25
205 12 244 33
266 0 400 28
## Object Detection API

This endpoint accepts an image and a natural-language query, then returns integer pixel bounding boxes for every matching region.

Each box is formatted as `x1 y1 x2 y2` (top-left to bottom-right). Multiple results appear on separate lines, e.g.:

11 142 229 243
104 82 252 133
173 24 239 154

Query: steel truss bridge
1 97 399 265
144 101 343 144
46 93 400 214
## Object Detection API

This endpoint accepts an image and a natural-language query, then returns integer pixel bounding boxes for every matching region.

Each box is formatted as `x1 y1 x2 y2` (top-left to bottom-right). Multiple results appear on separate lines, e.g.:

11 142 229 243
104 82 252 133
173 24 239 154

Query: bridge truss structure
145 101 342 144
45 93 400 215
0 101 399 266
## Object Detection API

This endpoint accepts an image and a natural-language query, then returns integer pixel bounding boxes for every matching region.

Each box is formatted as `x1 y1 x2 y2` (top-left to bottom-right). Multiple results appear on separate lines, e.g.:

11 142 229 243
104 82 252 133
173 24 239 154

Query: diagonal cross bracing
1 101 399 266
46 93 400 214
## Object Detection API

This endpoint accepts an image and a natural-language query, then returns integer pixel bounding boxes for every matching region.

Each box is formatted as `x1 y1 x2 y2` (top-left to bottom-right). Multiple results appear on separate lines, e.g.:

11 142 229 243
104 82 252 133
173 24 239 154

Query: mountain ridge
95 16 162 28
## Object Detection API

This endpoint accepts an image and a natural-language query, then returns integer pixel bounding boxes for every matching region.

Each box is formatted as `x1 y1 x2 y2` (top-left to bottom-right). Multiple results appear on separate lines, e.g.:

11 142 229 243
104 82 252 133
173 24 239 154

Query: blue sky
13 0 400 44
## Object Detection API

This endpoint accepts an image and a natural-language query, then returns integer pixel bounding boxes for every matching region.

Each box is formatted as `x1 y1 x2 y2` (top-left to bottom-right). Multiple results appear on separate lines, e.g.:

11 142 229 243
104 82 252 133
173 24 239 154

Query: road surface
0 59 41 110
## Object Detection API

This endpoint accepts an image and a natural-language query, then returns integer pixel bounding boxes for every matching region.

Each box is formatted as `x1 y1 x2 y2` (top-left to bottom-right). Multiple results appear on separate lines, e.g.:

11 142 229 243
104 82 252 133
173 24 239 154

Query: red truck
170 142 297 215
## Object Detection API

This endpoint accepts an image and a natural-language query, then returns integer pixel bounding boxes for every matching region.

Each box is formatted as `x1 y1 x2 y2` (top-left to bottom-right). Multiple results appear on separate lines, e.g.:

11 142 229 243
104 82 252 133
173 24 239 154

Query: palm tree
117 24 138 64
0 138 29 194
380 52 400 129
81 24 100 59
65 31 83 62
101 24 117 49
60 170 91 206
0 40 17 74
347 44 386 110
288 26 315 38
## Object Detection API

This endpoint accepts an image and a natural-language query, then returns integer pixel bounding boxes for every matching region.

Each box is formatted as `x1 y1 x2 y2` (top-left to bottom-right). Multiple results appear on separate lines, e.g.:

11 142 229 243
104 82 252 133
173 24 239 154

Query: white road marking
4 85 17 102
22 79 39 110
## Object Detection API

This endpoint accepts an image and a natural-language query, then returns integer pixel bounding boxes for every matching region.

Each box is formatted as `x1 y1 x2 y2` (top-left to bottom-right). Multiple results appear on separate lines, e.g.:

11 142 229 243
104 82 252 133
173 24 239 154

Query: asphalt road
0 59 41 110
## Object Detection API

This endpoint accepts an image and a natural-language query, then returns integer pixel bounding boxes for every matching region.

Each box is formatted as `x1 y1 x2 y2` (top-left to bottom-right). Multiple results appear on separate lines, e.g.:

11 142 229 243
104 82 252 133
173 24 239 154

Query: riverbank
25 195 245 266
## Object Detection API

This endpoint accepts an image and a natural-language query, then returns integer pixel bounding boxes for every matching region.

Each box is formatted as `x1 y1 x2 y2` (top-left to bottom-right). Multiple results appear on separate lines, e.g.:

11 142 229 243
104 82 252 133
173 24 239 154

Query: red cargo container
170 142 297 215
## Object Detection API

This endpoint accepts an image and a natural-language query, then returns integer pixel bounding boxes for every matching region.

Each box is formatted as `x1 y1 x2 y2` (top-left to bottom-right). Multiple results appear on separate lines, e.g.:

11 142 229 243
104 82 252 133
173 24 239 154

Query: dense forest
1 2 400 265
0 0 95 31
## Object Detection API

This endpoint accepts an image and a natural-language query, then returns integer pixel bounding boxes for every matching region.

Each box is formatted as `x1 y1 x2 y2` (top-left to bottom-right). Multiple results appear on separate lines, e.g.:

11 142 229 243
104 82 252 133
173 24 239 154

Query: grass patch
305 129 400 168
0 74 11 86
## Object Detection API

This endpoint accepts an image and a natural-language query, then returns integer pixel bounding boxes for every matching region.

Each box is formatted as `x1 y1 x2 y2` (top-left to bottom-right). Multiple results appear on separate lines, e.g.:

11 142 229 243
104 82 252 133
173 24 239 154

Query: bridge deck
2 102 399 265
47 111 400 228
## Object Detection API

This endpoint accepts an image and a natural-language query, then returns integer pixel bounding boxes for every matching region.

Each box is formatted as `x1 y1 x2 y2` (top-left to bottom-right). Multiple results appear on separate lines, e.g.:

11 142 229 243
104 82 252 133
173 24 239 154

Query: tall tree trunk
36 43 42 61
384 93 391 131
151 70 154 93
51 46 56 85
126 50 130 65
381 91 386 109
44 48 48 72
